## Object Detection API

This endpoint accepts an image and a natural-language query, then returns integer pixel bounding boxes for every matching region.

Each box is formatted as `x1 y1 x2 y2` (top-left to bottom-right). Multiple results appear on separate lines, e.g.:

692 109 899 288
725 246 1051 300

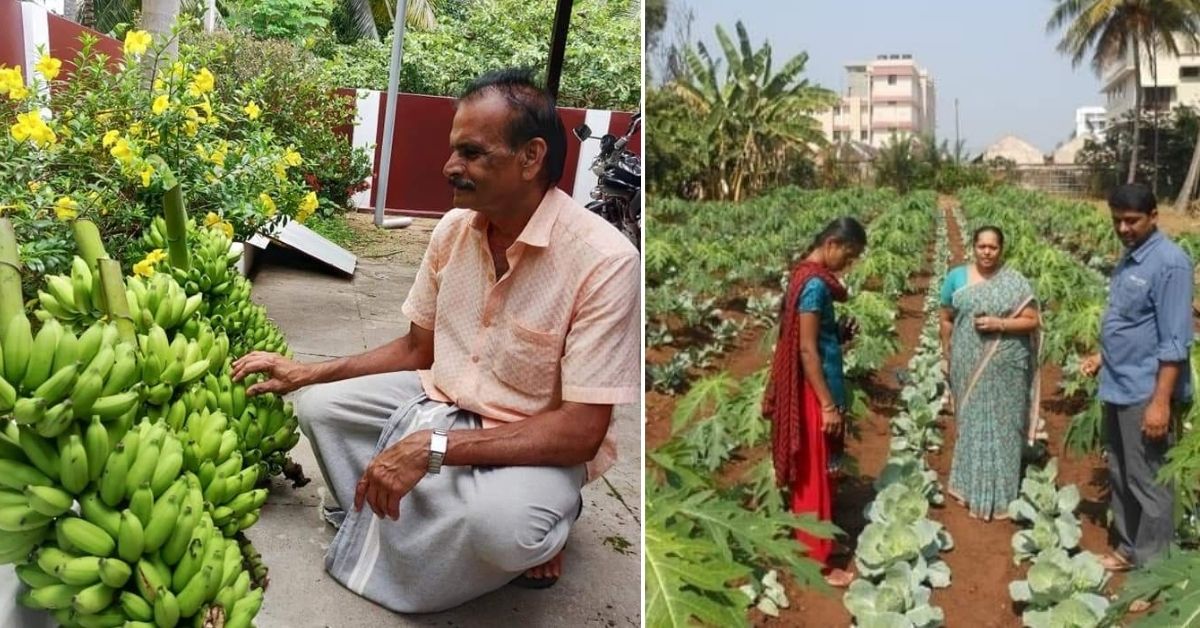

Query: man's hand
1142 400 1171 440
1080 354 1102 378
230 351 311 396
838 316 859 345
354 429 432 519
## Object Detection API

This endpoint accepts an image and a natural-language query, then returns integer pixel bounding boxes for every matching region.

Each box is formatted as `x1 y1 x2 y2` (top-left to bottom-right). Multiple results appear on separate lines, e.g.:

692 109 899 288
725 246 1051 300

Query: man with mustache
1081 183 1193 578
230 68 640 613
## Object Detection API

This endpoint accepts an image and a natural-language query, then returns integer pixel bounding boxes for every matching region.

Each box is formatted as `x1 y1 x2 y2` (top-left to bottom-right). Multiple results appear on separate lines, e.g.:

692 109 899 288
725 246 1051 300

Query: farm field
645 186 1200 627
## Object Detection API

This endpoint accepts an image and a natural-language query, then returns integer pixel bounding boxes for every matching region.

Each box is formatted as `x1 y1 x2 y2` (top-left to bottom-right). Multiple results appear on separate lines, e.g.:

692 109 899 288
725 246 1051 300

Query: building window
1182 66 1200 79
887 101 897 106
861 130 869 141
1143 86 1175 110
888 75 897 85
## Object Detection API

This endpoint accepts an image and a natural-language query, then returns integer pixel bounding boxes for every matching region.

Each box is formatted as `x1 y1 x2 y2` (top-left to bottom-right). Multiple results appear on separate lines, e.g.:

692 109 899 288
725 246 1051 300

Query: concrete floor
242 248 642 628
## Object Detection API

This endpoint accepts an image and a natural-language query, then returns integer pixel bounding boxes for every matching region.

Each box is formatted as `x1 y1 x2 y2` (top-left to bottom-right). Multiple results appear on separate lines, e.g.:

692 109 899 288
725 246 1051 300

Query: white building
1075 106 1107 140
1102 36 1200 122
816 54 937 149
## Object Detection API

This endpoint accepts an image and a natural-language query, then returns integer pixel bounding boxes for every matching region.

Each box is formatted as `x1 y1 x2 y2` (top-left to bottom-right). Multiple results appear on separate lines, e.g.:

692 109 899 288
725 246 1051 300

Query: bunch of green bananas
207 281 290 358
0 319 143 436
179 407 270 537
125 274 205 334
170 226 242 297
139 216 196 254
34 257 105 329
11 420 264 627
135 325 223 406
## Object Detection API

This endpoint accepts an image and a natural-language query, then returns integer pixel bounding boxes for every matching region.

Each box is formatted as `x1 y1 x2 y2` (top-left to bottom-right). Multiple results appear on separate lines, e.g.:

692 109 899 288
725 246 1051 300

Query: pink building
818 54 936 148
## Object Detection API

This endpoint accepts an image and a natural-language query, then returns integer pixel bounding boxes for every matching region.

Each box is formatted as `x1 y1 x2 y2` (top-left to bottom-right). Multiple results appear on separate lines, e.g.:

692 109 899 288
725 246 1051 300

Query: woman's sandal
1099 551 1135 573
823 568 855 588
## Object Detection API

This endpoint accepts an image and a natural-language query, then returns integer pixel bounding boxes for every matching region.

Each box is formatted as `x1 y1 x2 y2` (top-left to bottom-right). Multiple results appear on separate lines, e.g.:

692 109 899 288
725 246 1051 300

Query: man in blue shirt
1082 183 1194 573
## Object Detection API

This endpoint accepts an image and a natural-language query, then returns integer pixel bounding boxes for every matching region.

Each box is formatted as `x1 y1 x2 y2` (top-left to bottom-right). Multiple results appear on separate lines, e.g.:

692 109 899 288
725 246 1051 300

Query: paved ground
242 246 642 628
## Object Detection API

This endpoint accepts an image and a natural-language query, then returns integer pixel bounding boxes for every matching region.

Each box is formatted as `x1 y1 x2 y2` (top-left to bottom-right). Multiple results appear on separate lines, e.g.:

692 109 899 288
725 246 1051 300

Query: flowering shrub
0 28 317 287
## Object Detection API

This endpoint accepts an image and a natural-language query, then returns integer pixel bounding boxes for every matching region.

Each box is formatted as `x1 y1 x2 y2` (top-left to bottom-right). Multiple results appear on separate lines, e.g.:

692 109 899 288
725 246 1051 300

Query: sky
653 0 1106 155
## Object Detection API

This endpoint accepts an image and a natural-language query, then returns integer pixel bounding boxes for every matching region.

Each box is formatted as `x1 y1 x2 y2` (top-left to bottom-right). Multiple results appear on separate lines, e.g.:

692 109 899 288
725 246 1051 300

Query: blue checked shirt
1099 229 1194 405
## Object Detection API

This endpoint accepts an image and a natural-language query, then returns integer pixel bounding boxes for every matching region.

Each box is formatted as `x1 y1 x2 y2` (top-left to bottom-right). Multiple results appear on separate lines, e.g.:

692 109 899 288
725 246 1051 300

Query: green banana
79 492 121 538
22 319 62 391
25 582 82 610
71 581 115 615
4 314 33 385
58 516 116 557
83 416 108 481
69 368 104 418
60 434 90 494
98 442 130 507
52 328 79 374
175 564 213 618
34 400 74 438
0 457 53 489
153 585 180 627
224 586 264 628
12 396 46 425
55 555 103 586
151 437 184 498
74 608 127 628
25 484 74 517
143 494 180 553
36 545 77 574
15 563 60 588
129 482 154 528
120 590 154 622
90 390 141 419
117 509 145 563
97 556 131 588
0 375 16 412
135 558 167 604
33 361 80 405
125 441 160 501
17 428 61 481
0 503 53 531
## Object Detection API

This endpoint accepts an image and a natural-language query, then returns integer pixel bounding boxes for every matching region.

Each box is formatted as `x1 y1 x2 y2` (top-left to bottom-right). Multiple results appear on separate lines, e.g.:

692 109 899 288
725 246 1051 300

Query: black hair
459 68 567 185
972 225 1005 248
804 216 868 256
1108 183 1157 214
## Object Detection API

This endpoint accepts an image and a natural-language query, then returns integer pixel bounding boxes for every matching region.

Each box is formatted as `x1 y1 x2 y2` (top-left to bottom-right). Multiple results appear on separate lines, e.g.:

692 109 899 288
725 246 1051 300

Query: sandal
823 568 854 588
1100 551 1135 573
511 574 559 589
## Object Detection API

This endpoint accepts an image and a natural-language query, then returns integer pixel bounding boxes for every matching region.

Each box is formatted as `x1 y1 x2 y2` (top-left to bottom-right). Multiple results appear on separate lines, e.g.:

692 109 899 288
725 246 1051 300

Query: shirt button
471 355 479 363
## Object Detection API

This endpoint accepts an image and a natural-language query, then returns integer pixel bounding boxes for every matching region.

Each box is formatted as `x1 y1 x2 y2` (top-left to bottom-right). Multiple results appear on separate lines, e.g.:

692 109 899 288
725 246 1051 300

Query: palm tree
671 21 834 201
1047 0 1200 186
341 0 444 41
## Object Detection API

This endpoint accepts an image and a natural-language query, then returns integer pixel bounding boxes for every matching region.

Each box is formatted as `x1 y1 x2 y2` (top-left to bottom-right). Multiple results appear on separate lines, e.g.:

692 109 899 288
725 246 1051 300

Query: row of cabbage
842 205 953 628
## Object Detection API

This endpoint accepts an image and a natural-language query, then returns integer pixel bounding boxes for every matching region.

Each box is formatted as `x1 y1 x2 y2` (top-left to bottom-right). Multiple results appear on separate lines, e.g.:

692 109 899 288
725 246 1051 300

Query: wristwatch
427 428 449 475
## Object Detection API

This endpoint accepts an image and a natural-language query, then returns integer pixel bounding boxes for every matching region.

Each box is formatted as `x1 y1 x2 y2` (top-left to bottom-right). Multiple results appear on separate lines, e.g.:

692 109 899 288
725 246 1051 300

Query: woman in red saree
764 217 866 587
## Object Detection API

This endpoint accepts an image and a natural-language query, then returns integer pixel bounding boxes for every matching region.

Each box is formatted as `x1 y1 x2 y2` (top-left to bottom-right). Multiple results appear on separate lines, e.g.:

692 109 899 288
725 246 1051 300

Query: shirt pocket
489 318 563 399
1114 274 1152 318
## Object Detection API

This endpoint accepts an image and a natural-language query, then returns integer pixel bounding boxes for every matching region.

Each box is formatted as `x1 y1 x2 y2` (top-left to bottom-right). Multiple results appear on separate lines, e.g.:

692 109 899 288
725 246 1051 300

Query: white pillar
571 109 612 206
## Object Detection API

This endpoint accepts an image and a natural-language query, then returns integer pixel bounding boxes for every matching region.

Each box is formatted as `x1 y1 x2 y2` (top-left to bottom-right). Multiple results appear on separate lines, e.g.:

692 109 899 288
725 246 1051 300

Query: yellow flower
36 55 61 81
53 196 78 222
209 144 227 168
296 192 318 223
140 164 154 187
170 61 185 80
123 30 152 58
152 94 169 115
184 120 199 137
187 68 215 97
282 147 302 168
110 138 134 164
219 221 233 238
153 78 165 92
243 101 261 121
146 249 167 264
132 259 155 278
273 162 287 181
102 130 120 148
258 193 277 217
28 181 43 193
10 110 56 147
0 67 25 98
204 212 222 228
128 122 143 136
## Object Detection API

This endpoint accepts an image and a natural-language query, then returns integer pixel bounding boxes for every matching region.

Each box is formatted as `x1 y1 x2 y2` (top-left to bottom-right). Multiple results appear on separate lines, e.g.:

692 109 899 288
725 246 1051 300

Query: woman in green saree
938 226 1041 521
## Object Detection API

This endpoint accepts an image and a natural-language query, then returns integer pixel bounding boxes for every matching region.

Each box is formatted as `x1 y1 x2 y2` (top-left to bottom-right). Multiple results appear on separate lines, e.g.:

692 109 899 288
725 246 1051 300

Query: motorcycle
572 112 641 250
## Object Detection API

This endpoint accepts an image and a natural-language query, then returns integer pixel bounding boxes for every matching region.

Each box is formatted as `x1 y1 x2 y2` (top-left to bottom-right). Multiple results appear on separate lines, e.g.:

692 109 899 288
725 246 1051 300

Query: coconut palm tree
341 0 444 41
671 21 834 201
1047 0 1200 186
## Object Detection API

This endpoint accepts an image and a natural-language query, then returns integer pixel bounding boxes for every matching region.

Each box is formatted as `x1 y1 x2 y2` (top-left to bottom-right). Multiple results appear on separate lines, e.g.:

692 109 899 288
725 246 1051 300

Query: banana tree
672 21 834 202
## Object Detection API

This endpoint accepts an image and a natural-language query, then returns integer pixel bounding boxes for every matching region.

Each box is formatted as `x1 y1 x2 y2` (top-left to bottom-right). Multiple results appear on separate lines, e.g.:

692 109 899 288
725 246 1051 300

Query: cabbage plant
844 562 945 628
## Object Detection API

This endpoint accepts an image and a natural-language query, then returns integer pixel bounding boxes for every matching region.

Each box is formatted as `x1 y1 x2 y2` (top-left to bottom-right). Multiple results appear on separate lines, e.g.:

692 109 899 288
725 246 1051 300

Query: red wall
0 0 26 71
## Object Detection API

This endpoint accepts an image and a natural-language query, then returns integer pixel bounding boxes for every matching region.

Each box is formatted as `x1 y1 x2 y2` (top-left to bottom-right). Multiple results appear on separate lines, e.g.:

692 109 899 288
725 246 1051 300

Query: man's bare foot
823 567 854 588
1129 599 1152 613
525 551 563 581
1100 551 1134 573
